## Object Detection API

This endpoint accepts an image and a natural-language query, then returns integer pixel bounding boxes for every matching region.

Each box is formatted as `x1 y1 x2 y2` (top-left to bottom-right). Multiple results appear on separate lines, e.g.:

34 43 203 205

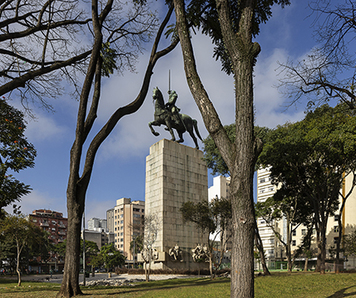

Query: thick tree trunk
58 193 84 297
173 0 260 297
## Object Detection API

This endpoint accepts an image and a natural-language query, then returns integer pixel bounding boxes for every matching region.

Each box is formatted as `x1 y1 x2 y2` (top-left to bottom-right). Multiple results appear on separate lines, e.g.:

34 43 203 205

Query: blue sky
4 1 328 224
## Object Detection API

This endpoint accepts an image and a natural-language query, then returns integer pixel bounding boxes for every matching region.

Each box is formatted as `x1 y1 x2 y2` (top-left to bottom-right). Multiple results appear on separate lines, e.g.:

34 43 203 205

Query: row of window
259 186 274 193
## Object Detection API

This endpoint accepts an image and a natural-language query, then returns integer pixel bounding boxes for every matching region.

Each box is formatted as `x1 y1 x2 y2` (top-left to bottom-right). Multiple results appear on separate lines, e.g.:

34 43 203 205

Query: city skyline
4 2 322 224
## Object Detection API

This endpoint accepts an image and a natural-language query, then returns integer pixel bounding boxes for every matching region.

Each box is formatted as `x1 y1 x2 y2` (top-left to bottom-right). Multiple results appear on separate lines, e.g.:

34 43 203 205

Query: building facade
110 198 145 261
29 209 68 245
88 217 107 232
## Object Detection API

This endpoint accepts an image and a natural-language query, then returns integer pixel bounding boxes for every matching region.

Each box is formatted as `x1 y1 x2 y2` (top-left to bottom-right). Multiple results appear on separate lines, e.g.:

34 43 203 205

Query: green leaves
100 42 118 77
0 99 36 213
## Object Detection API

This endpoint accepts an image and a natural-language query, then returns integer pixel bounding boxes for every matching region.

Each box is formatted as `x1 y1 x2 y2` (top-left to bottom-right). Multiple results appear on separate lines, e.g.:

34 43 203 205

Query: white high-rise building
256 167 279 261
88 217 107 232
257 167 356 270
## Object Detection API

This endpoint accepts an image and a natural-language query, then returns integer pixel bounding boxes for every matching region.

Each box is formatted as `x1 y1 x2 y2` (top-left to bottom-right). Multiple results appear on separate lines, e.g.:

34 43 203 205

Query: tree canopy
181 197 232 279
0 99 36 217
259 103 356 274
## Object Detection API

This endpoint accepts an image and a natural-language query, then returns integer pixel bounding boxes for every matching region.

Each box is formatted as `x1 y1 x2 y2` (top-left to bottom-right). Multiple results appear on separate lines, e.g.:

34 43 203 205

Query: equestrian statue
148 87 202 149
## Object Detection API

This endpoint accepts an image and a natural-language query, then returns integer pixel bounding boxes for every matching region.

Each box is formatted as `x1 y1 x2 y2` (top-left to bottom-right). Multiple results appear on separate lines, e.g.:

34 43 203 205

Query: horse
148 87 202 149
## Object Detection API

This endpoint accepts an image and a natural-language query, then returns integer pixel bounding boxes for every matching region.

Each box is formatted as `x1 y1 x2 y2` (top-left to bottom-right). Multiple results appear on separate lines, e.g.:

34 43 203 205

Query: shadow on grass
81 277 230 296
326 286 356 298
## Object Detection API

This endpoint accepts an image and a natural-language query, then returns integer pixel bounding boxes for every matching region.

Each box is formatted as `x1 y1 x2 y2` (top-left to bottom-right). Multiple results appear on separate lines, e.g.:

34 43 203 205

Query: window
334 215 339 221
333 226 339 233
292 230 296 236
120 214 124 218
292 240 296 246
259 178 265 183
133 214 141 218
334 237 339 244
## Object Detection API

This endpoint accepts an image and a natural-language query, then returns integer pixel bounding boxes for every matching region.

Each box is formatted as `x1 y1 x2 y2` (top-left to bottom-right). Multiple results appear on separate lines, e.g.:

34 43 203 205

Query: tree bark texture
173 0 260 296
58 2 177 296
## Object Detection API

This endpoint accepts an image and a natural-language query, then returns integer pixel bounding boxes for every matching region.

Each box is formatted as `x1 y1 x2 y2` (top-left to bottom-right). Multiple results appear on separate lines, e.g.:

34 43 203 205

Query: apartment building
88 217 107 232
82 217 114 250
28 209 68 245
256 168 279 261
107 198 145 261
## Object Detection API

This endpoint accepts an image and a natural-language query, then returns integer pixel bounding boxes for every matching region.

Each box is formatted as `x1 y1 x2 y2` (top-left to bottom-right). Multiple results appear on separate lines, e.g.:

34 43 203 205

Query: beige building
109 198 145 261
257 167 356 269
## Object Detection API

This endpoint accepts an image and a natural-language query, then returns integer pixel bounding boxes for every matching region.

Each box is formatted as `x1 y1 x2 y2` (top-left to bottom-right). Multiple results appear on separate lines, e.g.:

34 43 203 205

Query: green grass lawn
0 272 355 297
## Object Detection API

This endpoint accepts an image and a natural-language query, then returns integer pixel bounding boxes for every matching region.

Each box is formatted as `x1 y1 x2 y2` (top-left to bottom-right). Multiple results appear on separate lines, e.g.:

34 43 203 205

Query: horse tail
193 119 202 141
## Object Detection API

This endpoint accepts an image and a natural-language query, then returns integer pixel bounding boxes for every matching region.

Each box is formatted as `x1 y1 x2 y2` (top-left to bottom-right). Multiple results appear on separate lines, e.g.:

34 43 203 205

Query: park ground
0 271 356 297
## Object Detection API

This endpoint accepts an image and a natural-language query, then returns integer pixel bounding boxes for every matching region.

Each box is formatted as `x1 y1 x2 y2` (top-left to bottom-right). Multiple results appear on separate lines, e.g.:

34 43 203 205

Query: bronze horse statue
148 87 202 149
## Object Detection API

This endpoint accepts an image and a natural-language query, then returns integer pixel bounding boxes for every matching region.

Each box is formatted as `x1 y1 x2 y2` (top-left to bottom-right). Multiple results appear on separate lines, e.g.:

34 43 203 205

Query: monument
144 139 208 270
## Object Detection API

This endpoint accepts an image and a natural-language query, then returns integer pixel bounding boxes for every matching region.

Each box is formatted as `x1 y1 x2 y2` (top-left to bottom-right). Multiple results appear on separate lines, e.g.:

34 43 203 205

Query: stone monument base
144 139 209 271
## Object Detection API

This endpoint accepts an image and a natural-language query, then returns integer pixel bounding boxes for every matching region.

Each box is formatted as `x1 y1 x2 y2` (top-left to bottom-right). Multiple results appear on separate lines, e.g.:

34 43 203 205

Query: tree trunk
56 2 176 296
173 0 260 296
16 242 21 287
58 187 85 297
304 257 309 272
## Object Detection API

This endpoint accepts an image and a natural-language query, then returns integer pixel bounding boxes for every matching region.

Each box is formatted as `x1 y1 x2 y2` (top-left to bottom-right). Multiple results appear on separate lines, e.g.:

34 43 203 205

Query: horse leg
164 119 176 141
177 130 184 143
148 121 160 136
187 123 199 149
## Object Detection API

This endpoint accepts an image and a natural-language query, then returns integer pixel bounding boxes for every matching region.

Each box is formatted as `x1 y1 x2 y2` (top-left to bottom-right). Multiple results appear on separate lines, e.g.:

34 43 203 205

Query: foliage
181 0 291 75
99 243 126 271
130 234 144 254
181 197 232 278
343 229 356 257
52 239 99 259
0 213 39 286
0 99 36 216
259 103 356 273
203 124 270 176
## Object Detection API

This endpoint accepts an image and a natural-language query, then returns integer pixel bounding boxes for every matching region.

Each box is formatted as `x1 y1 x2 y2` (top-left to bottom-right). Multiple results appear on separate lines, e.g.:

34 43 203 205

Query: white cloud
4 190 67 217
254 48 305 128
24 113 69 142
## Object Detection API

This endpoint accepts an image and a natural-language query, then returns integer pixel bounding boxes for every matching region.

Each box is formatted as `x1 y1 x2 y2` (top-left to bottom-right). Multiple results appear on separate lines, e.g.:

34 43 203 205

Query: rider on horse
166 90 186 129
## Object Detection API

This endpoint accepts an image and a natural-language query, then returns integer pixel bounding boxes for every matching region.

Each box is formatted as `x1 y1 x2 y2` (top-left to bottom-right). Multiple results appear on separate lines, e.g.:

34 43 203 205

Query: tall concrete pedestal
145 139 208 270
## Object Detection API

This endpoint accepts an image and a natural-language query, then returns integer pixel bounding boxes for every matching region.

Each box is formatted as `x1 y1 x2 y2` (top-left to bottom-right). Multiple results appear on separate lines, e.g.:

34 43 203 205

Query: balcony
40 222 49 227
58 231 66 236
